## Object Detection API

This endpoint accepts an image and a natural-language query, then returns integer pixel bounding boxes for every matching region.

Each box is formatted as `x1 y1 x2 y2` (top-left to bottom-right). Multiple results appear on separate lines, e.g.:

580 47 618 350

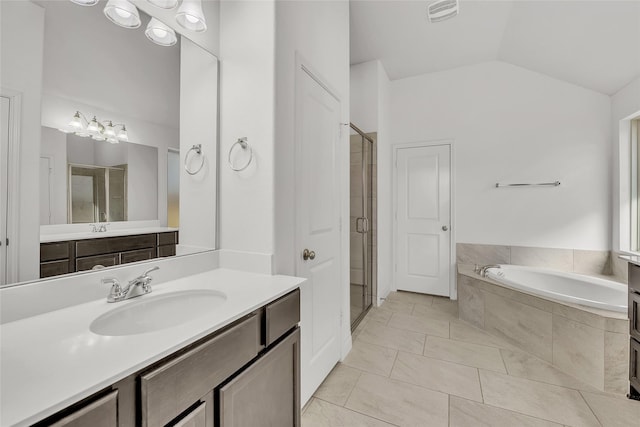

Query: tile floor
302 291 640 427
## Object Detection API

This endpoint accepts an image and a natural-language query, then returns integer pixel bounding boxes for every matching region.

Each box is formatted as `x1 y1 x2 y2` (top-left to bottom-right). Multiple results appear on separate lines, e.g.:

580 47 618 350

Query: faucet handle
103 278 123 302
89 224 97 232
143 266 160 277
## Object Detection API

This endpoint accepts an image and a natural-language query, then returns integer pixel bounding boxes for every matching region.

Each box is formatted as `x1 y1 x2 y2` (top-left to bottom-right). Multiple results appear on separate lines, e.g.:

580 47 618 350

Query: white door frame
392 140 457 299
1 89 22 286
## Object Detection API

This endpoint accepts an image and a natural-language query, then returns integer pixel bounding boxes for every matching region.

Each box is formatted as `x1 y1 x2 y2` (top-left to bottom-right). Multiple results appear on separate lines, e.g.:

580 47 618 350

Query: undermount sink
90 290 227 336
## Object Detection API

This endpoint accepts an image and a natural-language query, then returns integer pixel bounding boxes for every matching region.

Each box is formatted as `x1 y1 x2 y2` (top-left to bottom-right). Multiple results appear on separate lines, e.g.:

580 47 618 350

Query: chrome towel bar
495 181 561 188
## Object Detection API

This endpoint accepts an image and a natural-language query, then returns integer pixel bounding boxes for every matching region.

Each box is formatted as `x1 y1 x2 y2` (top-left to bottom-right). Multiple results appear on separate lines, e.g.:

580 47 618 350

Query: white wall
0 0 45 282
390 61 612 251
273 0 350 376
349 60 392 301
40 127 67 225
218 0 275 255
350 61 380 132
179 38 218 250
128 144 159 221
612 75 640 252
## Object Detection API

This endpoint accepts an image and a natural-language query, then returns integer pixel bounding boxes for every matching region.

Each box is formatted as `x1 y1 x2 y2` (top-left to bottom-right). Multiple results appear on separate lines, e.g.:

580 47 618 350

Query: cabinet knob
302 249 316 261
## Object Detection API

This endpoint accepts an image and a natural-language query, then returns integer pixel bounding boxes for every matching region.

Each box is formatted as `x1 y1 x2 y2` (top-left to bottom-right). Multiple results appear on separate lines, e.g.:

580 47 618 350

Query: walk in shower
350 124 377 330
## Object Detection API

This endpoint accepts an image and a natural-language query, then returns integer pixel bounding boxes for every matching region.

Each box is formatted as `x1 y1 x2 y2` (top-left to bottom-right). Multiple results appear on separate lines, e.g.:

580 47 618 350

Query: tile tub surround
457 243 625 282
303 291 640 427
457 265 629 394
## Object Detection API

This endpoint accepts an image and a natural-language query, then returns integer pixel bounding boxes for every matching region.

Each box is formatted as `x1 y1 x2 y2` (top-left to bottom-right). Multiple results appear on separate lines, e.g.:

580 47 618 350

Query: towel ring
228 137 253 172
184 144 205 175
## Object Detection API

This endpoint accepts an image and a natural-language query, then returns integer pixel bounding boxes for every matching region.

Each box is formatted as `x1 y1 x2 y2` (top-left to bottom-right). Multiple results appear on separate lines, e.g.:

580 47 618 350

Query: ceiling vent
427 0 459 23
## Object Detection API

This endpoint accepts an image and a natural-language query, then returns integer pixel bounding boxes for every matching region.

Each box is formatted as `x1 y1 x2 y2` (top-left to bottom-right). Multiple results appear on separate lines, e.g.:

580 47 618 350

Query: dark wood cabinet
36 391 118 427
218 328 300 427
33 288 301 427
629 263 640 399
40 231 178 278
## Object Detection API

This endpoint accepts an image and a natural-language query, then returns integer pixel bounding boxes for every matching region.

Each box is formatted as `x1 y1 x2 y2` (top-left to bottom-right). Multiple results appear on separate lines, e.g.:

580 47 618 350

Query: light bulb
115 8 132 19
152 27 168 38
185 14 198 24
145 18 177 46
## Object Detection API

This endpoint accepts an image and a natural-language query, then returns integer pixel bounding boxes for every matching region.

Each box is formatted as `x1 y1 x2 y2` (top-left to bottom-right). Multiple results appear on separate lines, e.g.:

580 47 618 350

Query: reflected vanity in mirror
1 0 219 285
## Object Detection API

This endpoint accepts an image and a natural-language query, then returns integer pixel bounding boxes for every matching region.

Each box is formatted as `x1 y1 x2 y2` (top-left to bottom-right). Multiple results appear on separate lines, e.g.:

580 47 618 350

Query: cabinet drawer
76 254 120 271
49 390 117 427
76 234 156 257
158 244 176 258
630 263 640 294
41 260 71 278
631 291 640 342
218 328 300 427
140 314 261 427
631 338 640 392
120 248 156 264
158 231 178 246
41 242 70 262
265 289 300 346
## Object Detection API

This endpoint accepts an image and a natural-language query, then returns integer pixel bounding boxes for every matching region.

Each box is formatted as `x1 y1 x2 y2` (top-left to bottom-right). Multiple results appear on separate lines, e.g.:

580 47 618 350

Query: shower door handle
356 217 369 233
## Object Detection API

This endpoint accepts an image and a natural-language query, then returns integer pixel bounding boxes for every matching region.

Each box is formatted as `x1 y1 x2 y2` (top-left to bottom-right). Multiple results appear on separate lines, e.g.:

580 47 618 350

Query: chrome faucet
90 223 109 233
103 266 159 303
478 264 501 277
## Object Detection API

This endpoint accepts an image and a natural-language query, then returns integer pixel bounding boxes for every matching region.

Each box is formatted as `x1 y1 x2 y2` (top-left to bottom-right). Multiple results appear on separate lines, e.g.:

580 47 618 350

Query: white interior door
295 65 342 405
0 96 9 285
395 144 451 296
39 157 52 225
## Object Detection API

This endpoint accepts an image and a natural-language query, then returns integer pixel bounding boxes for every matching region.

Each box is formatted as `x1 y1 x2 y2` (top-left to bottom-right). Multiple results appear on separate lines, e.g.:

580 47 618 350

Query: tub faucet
104 266 159 303
479 264 501 277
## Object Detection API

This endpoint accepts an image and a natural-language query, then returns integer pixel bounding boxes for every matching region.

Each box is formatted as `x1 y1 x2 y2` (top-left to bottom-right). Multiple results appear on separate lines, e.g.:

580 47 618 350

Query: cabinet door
174 401 207 427
218 328 300 427
120 248 156 264
76 253 119 271
49 391 117 427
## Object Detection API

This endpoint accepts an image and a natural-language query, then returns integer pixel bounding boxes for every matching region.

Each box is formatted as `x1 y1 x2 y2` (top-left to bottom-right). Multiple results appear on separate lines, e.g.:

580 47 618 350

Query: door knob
302 249 316 261
442 225 448 231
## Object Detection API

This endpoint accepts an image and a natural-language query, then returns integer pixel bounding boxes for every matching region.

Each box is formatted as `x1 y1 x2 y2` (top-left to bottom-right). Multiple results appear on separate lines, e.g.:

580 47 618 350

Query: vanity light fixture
103 0 141 29
70 0 101 6
175 0 207 32
147 0 179 9
145 18 177 46
60 111 128 144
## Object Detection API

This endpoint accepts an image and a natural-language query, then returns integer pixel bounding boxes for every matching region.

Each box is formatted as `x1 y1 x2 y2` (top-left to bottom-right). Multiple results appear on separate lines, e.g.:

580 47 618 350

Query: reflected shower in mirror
40 129 159 225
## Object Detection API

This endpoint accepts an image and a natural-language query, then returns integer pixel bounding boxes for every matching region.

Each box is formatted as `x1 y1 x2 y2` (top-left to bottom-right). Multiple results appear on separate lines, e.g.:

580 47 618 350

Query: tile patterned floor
302 291 640 427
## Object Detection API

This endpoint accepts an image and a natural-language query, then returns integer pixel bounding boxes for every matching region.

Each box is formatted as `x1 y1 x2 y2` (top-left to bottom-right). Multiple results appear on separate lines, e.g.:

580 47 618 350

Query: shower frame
350 123 375 331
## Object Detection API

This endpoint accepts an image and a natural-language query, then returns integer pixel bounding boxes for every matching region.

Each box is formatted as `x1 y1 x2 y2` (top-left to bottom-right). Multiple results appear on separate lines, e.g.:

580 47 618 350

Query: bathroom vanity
0 268 304 427
40 230 178 279
628 261 640 399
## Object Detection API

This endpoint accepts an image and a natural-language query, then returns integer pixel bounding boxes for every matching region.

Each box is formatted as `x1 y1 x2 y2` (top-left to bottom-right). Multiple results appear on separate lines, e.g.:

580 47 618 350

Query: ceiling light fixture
147 0 178 9
103 0 141 29
427 0 459 23
175 0 207 32
59 111 128 144
145 18 178 46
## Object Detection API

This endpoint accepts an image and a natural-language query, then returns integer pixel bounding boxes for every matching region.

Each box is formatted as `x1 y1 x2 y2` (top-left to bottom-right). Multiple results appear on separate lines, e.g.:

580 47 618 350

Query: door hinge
5 238 8 246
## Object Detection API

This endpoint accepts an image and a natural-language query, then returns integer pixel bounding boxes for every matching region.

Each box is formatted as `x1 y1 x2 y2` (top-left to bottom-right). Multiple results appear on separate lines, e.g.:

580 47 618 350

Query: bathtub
484 264 628 313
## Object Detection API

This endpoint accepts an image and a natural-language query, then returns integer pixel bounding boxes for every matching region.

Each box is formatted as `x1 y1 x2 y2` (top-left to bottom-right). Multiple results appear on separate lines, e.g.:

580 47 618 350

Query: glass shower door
350 127 374 329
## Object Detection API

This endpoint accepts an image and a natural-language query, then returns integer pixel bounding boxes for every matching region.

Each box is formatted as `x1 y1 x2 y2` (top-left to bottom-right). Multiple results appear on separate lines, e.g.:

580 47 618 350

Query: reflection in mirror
0 0 218 287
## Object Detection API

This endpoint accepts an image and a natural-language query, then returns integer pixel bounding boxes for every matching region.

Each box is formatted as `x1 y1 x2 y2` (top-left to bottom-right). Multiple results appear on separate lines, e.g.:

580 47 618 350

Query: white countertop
40 227 179 243
0 268 304 427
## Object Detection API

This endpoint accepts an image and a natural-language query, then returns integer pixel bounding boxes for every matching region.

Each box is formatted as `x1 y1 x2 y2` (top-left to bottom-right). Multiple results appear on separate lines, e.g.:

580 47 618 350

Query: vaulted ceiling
350 0 640 95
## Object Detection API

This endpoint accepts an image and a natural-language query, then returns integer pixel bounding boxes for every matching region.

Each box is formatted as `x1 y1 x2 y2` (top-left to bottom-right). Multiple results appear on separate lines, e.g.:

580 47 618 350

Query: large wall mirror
0 0 219 287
